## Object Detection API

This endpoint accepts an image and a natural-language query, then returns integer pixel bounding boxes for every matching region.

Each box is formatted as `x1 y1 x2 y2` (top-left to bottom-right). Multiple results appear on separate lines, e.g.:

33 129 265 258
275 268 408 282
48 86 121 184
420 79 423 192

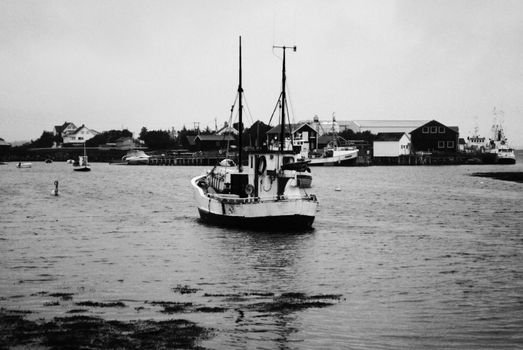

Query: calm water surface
1 159 522 349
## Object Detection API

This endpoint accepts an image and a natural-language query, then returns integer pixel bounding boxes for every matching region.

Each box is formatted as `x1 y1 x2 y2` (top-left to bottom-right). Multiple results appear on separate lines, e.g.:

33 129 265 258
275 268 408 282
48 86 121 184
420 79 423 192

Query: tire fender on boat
244 184 254 196
257 156 267 175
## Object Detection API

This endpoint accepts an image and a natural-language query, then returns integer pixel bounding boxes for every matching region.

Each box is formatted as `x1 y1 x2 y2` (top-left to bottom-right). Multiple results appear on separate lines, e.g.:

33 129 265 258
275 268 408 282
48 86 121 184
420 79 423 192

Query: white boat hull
126 158 149 165
309 152 357 166
489 148 516 164
496 155 516 164
191 175 318 230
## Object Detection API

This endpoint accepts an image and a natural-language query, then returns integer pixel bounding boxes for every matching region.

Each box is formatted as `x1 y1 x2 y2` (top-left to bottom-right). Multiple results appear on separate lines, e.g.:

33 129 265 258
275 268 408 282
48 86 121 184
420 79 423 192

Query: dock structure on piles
146 155 223 166
371 152 499 166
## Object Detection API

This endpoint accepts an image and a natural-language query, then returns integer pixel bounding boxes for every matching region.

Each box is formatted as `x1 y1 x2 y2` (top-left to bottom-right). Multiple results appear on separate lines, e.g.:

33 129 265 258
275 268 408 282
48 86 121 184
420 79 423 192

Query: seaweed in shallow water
75 301 126 308
0 309 211 349
147 301 194 314
49 292 74 301
172 284 201 294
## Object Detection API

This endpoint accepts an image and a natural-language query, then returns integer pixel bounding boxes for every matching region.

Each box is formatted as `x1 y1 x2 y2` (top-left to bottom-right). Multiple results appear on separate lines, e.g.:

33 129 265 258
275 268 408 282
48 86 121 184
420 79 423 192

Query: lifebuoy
244 184 254 196
257 156 267 175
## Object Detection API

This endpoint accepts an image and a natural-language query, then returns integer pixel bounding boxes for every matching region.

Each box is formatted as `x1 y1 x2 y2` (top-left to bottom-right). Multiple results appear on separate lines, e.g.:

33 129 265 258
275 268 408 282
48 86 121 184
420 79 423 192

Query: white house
53 122 77 137
62 124 99 144
373 132 411 157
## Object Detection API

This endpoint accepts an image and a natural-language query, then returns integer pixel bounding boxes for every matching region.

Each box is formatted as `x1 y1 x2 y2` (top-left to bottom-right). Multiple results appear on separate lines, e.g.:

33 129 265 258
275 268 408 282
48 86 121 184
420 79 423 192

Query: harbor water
1 158 522 349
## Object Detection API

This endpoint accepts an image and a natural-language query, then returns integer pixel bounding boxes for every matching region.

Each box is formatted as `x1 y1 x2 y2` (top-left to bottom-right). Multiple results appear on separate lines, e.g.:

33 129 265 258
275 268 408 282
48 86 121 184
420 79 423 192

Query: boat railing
207 193 315 204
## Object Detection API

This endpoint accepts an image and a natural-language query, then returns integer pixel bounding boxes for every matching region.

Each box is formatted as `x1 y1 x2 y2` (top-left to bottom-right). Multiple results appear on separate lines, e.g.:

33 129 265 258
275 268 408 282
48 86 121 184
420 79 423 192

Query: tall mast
332 112 336 146
238 36 243 171
273 44 296 152
280 48 286 152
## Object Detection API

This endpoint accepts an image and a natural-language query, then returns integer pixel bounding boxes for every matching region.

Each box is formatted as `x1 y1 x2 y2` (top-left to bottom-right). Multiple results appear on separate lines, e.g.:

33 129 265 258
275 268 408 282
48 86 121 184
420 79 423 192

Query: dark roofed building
317 135 334 149
266 123 317 150
192 134 236 151
410 120 459 154
0 138 11 162
244 120 272 148
375 132 407 142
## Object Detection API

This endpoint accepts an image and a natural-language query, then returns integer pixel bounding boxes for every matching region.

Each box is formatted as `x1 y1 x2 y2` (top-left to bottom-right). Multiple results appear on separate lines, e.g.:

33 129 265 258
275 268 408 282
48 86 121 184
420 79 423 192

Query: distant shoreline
470 172 523 183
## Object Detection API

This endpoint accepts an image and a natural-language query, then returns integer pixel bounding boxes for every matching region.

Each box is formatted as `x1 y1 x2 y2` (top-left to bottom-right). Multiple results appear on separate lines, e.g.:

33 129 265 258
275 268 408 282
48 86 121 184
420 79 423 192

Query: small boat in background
308 116 358 166
73 143 91 172
309 144 358 166
122 150 150 165
488 108 516 165
16 162 32 168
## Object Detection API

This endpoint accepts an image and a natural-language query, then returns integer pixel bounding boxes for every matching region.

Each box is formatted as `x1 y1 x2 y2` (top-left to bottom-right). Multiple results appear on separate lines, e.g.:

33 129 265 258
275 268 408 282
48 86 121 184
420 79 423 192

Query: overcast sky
1 0 522 147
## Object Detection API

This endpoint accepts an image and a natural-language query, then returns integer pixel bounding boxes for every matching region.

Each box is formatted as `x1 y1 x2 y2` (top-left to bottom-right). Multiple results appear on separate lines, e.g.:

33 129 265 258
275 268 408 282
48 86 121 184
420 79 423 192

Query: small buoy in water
335 186 341 191
52 180 59 196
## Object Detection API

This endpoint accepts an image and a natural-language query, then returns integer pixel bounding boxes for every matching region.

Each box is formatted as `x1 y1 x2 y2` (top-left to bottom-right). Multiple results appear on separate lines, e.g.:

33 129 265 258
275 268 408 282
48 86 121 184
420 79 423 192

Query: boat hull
73 166 91 172
496 157 516 164
126 159 149 165
16 163 32 168
198 208 315 231
309 156 356 166
192 175 318 231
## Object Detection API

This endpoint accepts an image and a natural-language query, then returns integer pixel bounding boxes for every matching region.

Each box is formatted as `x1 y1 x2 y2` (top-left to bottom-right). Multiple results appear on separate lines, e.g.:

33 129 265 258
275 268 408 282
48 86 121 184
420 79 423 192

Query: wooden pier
372 153 498 165
146 156 222 166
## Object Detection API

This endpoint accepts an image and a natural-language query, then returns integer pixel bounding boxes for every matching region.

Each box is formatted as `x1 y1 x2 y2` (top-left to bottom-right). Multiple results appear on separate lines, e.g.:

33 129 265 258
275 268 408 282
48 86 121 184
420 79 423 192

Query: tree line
19 121 375 151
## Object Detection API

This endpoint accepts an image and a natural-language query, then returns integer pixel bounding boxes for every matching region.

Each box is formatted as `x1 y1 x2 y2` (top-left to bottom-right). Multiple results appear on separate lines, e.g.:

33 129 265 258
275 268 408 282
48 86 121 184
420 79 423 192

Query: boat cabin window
283 156 295 165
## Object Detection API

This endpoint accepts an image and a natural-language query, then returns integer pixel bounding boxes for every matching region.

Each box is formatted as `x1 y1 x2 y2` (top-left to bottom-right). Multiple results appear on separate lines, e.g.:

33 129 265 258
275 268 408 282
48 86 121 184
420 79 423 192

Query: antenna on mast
272 44 296 152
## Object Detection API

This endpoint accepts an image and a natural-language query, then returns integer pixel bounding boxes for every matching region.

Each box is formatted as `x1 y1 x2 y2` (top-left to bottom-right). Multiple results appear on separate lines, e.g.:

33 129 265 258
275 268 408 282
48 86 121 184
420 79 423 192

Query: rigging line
285 80 296 125
268 92 283 126
285 97 294 146
242 94 256 125
227 92 239 129
224 92 239 159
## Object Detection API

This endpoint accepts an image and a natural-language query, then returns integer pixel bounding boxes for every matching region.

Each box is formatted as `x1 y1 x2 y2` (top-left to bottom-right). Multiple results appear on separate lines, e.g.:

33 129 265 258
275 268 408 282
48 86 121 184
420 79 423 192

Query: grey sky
1 0 522 146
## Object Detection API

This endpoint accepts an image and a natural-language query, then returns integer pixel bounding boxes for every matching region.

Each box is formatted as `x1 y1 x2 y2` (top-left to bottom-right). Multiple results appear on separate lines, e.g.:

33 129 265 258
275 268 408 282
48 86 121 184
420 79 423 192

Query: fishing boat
191 37 318 231
488 108 516 164
308 116 358 166
73 142 91 172
309 144 358 166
